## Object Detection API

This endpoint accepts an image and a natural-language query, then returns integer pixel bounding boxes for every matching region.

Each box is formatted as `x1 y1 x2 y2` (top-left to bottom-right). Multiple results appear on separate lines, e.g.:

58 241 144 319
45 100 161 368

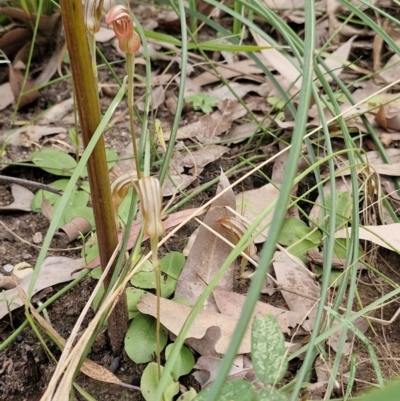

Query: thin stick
0 175 62 195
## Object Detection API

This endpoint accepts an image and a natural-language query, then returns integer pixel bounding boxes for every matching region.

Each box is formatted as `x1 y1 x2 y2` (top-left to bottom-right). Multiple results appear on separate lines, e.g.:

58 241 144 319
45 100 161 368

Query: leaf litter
4 1 400 398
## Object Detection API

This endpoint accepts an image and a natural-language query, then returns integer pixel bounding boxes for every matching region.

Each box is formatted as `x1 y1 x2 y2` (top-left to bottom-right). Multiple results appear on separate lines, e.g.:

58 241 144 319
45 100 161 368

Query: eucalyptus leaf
31 149 77 177
165 343 195 380
195 380 255 401
125 313 168 363
251 315 288 385
141 363 177 401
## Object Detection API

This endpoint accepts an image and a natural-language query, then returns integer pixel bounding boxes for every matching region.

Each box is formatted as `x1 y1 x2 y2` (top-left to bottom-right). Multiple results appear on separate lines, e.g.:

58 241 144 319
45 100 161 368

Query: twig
0 175 63 195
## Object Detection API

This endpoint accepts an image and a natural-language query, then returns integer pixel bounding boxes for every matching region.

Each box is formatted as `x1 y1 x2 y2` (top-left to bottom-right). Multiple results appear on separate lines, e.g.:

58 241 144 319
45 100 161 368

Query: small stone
3 264 13 273
32 232 43 244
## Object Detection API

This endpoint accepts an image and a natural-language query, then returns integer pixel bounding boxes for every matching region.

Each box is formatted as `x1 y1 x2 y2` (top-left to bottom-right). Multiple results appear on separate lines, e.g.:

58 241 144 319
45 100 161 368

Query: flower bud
137 177 164 238
105 5 141 54
85 0 104 35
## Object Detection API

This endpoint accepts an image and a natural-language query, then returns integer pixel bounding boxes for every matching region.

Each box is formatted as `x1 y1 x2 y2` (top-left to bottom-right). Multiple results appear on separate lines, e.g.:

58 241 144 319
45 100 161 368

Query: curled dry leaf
59 216 92 243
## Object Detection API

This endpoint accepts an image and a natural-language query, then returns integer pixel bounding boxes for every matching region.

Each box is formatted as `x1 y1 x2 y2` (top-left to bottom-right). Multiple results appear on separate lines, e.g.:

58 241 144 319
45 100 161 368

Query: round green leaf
31 149 77 176
160 252 185 297
126 288 146 319
177 388 197 401
141 363 177 401
251 314 288 385
125 313 168 363
165 343 195 380
31 179 72 212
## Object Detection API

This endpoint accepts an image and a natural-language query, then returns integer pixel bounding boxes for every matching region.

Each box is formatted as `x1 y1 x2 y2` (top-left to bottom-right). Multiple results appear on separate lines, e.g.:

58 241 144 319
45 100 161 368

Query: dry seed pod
217 216 257 257
136 177 165 238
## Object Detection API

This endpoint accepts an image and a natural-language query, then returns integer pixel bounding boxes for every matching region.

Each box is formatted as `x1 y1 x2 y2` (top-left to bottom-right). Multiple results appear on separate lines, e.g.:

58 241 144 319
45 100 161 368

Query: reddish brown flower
105 5 140 54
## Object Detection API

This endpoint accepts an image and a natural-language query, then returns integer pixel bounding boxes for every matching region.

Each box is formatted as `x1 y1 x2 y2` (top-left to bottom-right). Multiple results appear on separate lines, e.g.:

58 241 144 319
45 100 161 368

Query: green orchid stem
126 53 141 175
150 236 162 380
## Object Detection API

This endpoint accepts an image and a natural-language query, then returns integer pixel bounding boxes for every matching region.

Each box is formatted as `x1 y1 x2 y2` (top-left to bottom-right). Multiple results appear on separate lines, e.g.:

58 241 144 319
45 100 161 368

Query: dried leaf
175 172 235 311
193 356 248 389
137 293 251 355
9 62 40 108
192 59 264 87
213 290 304 335
137 86 165 112
0 257 84 319
235 183 280 243
251 30 302 89
272 251 320 331
59 217 92 243
335 223 400 251
0 184 33 212
0 82 15 110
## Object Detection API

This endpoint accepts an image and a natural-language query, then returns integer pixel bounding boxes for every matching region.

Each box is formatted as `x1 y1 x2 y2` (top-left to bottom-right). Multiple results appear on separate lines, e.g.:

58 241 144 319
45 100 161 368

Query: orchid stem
150 236 162 380
126 53 141 176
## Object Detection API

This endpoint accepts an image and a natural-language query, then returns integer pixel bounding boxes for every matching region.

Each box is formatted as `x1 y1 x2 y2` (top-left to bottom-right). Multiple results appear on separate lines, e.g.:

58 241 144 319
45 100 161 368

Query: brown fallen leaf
0 82 16 110
0 257 84 319
136 86 165 112
170 144 228 176
375 103 400 131
175 172 235 312
273 251 320 331
335 223 400 251
138 293 251 355
193 355 250 389
213 290 304 335
9 61 40 108
59 217 92 243
235 183 280 243
192 59 265 87
0 184 33 212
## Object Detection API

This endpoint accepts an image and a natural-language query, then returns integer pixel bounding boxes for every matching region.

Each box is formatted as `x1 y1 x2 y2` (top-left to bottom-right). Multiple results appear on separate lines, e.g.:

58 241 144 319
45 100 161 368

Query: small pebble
109 356 120 373
3 264 13 273
32 232 43 244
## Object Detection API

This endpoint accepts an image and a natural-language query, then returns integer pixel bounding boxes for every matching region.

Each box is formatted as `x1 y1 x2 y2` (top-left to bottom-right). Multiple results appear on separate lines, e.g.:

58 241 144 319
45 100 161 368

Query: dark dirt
2 3 400 401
